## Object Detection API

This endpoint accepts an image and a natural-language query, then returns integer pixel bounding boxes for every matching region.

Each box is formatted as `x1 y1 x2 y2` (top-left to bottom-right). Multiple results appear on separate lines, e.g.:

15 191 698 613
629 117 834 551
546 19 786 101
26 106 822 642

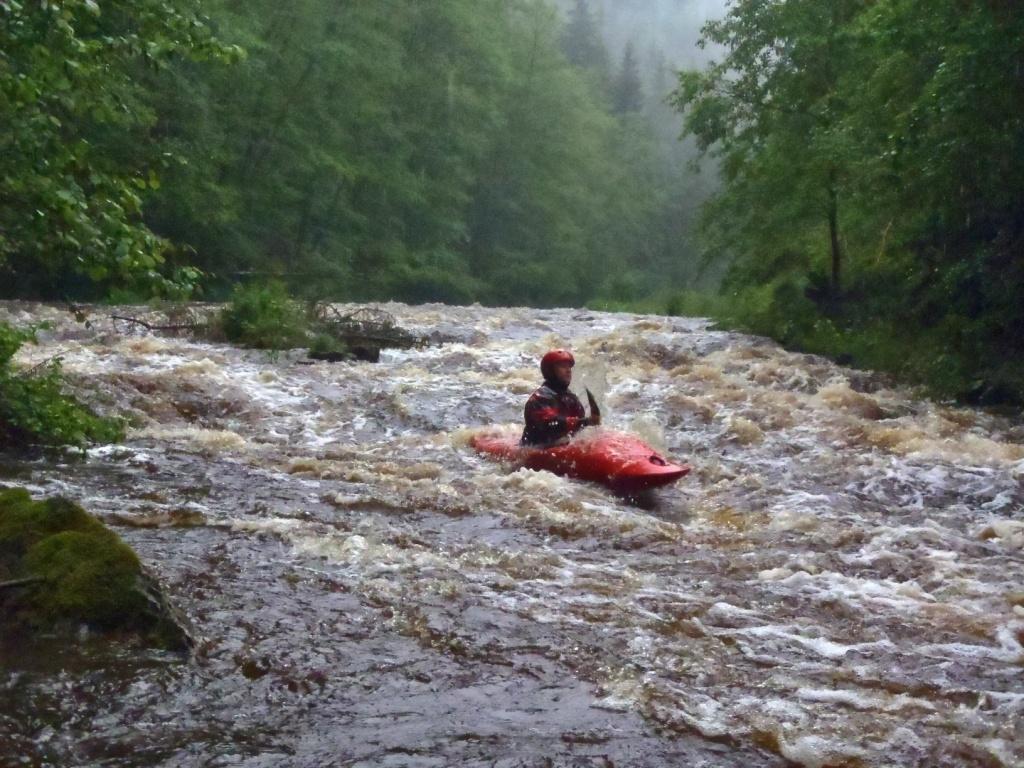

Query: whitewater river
1 301 1022 767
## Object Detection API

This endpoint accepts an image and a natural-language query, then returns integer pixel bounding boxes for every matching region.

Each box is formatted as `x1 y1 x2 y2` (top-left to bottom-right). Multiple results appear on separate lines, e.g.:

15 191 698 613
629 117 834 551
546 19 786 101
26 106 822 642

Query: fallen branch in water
107 303 431 359
15 354 64 378
0 576 44 590
311 304 426 350
110 315 202 333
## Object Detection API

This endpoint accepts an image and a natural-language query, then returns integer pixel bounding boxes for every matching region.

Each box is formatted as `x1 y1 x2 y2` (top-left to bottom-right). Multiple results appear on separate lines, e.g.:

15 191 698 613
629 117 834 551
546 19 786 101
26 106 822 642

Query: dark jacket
521 379 589 446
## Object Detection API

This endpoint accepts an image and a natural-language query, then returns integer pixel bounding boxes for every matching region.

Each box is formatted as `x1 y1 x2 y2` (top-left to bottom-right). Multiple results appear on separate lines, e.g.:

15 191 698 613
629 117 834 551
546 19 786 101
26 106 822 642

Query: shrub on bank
0 323 124 449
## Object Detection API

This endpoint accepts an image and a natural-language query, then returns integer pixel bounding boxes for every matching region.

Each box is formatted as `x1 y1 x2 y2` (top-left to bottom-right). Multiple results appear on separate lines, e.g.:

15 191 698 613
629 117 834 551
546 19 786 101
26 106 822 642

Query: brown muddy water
1 301 1022 767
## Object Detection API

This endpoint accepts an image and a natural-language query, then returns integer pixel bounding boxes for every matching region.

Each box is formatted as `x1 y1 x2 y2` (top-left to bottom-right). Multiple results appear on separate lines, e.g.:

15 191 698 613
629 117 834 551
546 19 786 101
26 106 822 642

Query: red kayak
470 429 691 494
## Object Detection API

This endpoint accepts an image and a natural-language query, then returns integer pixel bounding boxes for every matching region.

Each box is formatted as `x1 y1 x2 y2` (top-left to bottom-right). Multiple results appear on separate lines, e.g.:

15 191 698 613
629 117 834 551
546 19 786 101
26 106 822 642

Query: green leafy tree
0 0 236 298
147 0 510 301
466 1 635 305
674 0 1024 401
673 0 864 300
142 0 693 307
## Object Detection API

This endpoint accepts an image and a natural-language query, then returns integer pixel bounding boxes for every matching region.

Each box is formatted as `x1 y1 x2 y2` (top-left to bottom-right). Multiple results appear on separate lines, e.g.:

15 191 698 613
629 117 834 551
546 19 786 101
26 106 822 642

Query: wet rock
0 487 191 651
308 350 353 363
308 344 380 363
350 345 380 363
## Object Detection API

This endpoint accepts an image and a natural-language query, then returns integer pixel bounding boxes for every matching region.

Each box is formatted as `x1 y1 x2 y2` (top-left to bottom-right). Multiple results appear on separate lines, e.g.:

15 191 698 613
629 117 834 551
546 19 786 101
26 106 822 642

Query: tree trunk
828 171 842 299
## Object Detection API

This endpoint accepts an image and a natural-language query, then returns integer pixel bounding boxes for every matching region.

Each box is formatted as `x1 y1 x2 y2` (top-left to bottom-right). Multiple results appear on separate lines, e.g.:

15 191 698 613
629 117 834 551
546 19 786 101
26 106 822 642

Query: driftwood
0 576 44 590
109 303 216 337
15 354 64 378
110 315 199 333
310 304 425 350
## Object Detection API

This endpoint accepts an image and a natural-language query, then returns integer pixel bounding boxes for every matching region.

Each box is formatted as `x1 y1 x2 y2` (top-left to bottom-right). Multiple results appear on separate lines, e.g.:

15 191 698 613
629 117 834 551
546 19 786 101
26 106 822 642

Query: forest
672 0 1024 405
1 0 703 308
2 0 1023 402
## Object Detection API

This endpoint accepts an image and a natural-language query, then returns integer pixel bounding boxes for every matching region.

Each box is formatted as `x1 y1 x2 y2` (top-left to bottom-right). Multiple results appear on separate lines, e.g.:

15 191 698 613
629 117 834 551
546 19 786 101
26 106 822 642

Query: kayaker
521 349 601 445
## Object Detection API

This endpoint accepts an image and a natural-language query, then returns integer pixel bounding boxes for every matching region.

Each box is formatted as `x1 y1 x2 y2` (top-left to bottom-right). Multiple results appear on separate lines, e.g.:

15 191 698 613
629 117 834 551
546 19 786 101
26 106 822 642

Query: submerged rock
0 487 191 650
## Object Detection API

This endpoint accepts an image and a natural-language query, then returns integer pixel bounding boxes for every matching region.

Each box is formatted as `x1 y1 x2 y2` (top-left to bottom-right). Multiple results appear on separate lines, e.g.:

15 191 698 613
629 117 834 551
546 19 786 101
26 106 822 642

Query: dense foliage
5 0 1022 401
0 0 237 298
0 323 123 449
1 0 699 307
141 0 697 306
673 0 1024 402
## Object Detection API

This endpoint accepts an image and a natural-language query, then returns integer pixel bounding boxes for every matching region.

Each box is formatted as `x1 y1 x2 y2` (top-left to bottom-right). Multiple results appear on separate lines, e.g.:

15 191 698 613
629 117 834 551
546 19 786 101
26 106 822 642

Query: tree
674 0 1024 401
146 0 519 301
0 0 235 298
673 0 864 300
612 41 644 114
0 0 705 311
561 0 609 84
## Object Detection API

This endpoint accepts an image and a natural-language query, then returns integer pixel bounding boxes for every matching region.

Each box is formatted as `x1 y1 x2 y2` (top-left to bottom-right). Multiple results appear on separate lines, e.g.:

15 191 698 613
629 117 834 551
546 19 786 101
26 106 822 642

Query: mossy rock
0 488 103 557
24 530 146 627
0 487 191 649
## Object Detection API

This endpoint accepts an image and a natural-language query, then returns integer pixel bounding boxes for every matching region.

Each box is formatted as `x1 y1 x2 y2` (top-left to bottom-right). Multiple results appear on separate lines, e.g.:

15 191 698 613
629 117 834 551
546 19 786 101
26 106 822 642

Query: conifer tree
613 41 644 114
561 0 609 80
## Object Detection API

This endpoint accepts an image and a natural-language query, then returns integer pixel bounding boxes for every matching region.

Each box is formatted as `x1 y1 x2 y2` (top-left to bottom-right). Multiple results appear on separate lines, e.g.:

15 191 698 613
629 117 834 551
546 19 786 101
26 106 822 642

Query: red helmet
540 349 575 380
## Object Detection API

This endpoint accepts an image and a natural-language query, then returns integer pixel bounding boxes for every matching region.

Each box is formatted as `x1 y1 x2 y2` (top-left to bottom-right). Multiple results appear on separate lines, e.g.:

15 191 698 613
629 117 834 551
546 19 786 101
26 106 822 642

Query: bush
308 333 349 358
0 323 124 449
219 281 310 349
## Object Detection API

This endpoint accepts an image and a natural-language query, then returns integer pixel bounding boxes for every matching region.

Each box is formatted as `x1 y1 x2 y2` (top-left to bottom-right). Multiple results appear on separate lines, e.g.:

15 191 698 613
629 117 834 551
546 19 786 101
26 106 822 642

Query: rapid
1 301 1022 767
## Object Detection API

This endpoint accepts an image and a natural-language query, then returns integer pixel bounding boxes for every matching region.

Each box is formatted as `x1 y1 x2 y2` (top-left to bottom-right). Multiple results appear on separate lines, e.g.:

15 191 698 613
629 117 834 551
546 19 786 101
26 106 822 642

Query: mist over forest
559 0 725 68
554 0 725 146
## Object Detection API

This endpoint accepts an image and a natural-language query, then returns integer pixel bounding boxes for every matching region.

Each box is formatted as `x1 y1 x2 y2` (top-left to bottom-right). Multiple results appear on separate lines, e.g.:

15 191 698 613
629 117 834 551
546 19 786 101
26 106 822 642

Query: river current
1 301 1022 767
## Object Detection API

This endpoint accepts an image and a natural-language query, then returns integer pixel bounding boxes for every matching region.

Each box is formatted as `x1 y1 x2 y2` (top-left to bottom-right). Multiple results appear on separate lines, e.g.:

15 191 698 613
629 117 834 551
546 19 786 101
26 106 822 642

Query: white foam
796 687 934 713
781 734 875 768
978 519 1024 549
741 625 895 660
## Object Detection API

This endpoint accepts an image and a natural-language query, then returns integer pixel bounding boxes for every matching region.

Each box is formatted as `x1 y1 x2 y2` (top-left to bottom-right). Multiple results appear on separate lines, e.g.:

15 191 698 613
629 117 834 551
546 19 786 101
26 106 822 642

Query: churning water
1 301 1022 767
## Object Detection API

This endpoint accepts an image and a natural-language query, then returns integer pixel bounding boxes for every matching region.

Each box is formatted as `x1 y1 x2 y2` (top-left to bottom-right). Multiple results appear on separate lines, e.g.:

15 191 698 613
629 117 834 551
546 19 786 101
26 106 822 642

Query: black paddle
585 387 601 426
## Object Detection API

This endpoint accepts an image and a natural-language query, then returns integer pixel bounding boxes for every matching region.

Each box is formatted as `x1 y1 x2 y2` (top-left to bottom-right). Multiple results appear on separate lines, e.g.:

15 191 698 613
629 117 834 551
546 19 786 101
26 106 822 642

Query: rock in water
0 487 191 651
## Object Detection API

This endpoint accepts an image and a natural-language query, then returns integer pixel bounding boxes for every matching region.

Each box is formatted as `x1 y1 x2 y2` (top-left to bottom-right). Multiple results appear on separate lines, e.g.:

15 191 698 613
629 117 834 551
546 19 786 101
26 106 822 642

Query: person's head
540 349 574 386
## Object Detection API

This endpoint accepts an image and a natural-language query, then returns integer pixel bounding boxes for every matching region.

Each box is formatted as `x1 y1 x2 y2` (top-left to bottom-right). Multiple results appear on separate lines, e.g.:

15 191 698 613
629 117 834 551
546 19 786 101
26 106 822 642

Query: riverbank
597 290 1024 411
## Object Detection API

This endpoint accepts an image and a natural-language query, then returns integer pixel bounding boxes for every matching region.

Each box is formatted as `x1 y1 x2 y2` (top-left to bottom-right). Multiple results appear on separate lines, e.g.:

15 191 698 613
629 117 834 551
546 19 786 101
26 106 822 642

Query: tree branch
110 315 198 333
0 576 44 590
